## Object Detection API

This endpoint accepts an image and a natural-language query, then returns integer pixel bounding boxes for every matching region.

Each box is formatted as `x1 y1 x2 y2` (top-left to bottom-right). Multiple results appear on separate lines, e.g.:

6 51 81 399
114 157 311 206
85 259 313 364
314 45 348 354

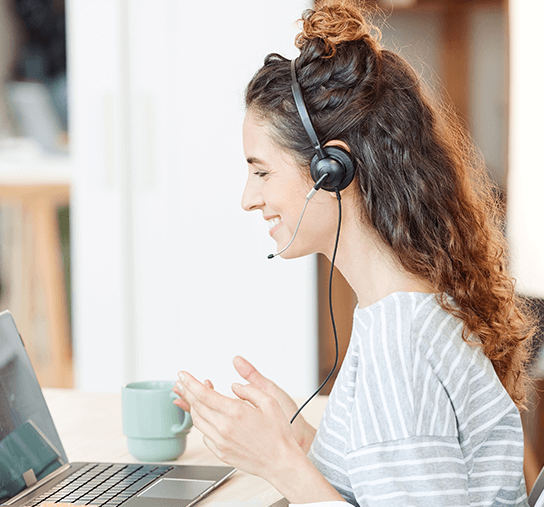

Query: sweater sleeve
345 435 470 506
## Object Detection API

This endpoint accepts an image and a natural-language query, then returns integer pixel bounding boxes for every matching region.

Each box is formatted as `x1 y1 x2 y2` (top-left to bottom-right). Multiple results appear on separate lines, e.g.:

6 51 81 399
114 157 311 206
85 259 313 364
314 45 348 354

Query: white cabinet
68 0 318 397
508 0 544 298
68 0 127 390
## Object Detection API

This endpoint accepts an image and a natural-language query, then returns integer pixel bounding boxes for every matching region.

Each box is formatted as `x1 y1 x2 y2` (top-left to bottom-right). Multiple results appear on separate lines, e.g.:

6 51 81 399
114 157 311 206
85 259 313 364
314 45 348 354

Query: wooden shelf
0 151 72 185
0 144 72 388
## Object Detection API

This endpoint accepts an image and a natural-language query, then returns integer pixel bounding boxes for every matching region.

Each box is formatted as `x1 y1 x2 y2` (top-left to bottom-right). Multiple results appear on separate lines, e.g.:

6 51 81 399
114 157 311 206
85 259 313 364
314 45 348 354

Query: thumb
231 382 276 412
233 355 275 392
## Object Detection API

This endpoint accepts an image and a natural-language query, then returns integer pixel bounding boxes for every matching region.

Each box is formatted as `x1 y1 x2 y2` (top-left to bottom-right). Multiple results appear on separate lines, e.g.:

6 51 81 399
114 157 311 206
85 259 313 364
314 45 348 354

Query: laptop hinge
23 469 37 488
3 463 71 506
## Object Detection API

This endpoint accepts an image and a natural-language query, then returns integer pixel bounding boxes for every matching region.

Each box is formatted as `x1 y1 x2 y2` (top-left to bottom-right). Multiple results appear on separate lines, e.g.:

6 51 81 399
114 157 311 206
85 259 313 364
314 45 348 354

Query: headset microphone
267 173 329 259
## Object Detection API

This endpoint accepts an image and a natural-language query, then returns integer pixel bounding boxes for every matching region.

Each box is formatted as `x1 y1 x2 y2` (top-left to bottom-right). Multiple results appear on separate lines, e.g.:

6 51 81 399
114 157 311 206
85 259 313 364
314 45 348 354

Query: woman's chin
276 245 310 260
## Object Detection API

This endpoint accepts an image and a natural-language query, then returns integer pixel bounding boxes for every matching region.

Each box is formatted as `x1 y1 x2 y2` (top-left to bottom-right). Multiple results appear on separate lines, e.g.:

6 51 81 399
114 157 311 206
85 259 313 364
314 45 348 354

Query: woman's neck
327 205 437 309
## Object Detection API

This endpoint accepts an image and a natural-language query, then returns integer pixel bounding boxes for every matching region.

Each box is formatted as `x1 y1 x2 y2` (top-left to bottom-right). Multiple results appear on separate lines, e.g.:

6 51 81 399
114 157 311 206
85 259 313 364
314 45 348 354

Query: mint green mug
122 380 192 461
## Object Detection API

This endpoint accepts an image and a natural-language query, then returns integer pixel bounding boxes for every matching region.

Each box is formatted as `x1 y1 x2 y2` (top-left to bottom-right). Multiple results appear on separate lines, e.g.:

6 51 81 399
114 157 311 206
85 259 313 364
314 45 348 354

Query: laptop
0 310 236 507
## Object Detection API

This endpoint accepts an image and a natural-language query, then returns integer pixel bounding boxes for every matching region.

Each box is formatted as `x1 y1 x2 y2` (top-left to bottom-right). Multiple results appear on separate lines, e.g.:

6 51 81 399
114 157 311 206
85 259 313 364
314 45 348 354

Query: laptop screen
0 310 68 502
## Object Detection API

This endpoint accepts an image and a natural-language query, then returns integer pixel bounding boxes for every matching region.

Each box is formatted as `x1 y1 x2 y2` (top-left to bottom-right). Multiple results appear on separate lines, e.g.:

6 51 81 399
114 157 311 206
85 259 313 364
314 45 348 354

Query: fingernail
178 372 185 381
232 382 242 389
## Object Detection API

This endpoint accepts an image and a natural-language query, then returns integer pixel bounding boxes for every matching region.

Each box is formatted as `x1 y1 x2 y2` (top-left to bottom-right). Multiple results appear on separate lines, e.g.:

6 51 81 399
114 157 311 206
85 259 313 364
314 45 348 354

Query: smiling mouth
267 217 283 236
267 217 281 230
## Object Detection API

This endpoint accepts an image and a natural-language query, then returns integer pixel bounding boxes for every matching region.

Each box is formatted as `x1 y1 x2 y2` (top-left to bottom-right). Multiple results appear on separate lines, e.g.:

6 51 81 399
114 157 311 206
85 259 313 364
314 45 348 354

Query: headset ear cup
310 146 355 192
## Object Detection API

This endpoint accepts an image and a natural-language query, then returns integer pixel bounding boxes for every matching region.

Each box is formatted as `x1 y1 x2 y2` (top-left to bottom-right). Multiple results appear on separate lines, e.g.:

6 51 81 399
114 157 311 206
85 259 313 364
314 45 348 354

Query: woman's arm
174 371 344 504
267 443 347 503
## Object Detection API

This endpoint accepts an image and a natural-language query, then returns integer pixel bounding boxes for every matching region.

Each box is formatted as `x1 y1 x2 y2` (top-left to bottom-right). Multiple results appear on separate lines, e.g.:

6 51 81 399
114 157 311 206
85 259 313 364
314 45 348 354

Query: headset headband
290 59 327 160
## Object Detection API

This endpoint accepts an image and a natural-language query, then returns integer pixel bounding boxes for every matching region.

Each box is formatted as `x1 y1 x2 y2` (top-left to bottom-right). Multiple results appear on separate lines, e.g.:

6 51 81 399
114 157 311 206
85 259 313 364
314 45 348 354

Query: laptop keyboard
28 463 173 506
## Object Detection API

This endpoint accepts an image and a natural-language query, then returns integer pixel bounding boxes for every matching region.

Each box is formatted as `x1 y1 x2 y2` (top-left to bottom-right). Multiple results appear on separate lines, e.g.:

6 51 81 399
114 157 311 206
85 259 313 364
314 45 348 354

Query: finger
172 384 183 398
231 382 277 413
233 356 275 392
173 383 191 412
178 371 232 417
189 404 224 448
173 398 191 412
178 381 217 424
175 378 213 407
202 434 219 456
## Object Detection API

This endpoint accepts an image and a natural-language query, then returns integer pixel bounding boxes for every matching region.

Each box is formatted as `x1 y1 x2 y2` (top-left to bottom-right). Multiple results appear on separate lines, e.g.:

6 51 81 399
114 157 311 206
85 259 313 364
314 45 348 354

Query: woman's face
241 110 338 259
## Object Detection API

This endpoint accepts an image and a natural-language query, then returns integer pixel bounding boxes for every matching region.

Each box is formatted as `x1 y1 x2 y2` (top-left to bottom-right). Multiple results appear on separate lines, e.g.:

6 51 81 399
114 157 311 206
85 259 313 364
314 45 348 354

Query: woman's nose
241 179 264 212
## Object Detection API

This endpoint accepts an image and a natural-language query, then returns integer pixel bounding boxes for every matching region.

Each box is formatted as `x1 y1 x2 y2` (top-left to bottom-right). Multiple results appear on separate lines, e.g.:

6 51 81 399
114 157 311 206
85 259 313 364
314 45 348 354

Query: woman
173 1 534 505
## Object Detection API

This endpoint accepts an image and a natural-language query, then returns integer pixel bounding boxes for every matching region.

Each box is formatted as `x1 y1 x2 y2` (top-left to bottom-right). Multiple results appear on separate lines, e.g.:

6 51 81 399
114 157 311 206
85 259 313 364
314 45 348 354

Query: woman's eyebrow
246 156 267 166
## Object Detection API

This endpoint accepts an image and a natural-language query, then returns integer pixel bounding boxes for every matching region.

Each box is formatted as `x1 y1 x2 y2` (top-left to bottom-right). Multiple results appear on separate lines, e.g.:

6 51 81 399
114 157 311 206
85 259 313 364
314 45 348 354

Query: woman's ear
323 139 354 198
324 139 351 153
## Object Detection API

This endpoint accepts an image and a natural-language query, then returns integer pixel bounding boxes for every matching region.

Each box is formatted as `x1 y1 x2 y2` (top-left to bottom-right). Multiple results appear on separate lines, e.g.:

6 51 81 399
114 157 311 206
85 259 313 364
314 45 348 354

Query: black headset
287 59 354 425
290 58 355 192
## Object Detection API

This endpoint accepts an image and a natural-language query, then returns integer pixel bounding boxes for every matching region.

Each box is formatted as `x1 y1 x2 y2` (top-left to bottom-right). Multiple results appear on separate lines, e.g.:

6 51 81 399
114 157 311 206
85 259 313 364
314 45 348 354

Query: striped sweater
306 291 527 506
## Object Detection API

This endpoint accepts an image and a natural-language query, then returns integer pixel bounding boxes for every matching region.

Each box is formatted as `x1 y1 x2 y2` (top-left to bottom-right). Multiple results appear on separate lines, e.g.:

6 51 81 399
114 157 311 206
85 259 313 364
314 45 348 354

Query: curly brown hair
245 0 535 409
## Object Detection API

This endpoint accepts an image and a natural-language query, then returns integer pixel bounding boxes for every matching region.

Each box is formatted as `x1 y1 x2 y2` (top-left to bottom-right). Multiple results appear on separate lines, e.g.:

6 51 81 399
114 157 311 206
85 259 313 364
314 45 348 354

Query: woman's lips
269 220 283 236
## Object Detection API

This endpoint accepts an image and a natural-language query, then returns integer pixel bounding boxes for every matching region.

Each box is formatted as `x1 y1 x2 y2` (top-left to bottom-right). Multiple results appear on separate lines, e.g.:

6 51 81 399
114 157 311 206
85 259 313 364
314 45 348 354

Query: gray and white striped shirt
307 291 527 506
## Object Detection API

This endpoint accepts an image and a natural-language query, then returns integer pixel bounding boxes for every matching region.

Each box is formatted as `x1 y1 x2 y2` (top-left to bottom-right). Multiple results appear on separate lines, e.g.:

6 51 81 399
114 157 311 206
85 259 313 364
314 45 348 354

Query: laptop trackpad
139 478 216 500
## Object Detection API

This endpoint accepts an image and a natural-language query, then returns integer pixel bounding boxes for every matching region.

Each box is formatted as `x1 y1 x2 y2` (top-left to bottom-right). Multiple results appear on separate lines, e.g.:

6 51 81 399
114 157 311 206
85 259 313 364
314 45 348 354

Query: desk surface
43 389 328 507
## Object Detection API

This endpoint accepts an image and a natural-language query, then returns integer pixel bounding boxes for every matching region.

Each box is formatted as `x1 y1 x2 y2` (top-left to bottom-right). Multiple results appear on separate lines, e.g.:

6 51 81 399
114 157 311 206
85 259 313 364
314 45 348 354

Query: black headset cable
290 187 342 425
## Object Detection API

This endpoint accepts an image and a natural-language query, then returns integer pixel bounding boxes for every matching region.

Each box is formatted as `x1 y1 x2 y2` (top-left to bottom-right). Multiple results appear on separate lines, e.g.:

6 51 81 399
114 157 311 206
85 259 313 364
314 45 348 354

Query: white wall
68 0 317 397
508 0 544 298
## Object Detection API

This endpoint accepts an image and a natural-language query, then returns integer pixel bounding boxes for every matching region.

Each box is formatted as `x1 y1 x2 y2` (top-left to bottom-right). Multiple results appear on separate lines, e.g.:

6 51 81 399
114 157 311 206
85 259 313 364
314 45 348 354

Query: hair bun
295 0 380 58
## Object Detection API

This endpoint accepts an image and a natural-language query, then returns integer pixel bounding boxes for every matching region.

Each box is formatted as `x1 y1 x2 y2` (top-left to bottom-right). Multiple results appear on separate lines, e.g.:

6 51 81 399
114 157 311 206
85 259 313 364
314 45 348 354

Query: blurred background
0 0 543 475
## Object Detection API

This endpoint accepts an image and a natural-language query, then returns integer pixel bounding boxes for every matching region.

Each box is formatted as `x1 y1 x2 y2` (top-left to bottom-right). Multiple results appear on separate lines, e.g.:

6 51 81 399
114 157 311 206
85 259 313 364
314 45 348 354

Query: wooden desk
43 389 329 507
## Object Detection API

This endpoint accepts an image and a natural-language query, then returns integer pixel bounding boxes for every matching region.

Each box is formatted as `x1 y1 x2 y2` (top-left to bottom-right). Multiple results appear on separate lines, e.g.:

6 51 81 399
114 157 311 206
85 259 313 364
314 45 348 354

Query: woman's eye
254 171 268 178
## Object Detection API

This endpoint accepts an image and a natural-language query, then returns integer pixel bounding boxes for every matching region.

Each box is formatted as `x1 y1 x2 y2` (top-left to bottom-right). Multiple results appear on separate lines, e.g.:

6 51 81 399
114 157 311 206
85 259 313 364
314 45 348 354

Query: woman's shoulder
346 290 518 448
352 291 451 339
349 290 503 419
351 290 483 371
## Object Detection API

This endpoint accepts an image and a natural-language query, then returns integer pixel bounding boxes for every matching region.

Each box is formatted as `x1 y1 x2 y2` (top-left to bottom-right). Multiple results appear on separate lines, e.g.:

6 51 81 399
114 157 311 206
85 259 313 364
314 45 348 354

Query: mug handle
169 391 193 435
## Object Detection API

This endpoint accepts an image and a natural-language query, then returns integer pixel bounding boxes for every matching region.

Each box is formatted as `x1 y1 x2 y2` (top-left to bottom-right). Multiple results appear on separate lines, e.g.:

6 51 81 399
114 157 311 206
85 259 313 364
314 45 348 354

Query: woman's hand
232 356 316 452
172 366 343 504
172 356 316 452
173 370 305 480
